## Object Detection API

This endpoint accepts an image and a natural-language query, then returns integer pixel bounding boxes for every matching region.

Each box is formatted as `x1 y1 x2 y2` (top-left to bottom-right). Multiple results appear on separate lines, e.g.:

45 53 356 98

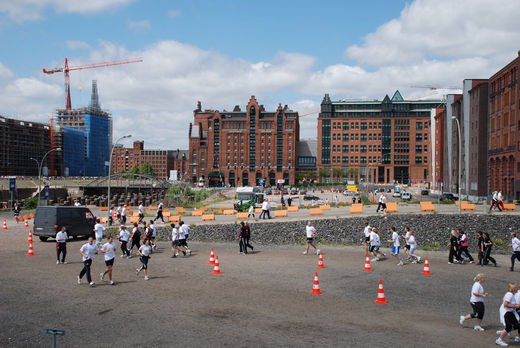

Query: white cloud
168 9 180 18
66 40 91 50
0 0 134 22
128 19 150 31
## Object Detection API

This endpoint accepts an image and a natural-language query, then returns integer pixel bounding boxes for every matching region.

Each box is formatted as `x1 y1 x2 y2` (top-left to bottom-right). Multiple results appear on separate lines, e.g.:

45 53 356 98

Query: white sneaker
110 280 115 285
144 276 149 280
63 261 67 264
89 282 95 287
120 254 125 258
496 338 508 346
397 261 404 266
474 326 484 331
371 258 378 262
514 336 520 342
187 250 191 255
100 273 104 281
417 256 421 262
77 276 81 284
459 315 464 326
302 251 307 255
56 260 60 264
496 330 503 335
412 260 417 264
316 249 321 255
136 268 140 275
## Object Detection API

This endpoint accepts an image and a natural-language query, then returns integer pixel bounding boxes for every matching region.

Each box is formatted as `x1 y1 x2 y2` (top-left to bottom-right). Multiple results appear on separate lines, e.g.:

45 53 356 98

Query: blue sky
0 0 518 148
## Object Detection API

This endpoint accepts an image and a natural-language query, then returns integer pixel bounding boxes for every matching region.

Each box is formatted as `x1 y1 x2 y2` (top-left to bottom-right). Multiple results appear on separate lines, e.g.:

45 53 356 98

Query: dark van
33 206 97 241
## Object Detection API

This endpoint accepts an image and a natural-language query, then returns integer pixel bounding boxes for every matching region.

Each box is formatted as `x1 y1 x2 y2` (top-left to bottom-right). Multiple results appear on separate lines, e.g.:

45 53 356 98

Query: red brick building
188 97 300 187
489 51 520 200
430 108 445 192
111 141 188 180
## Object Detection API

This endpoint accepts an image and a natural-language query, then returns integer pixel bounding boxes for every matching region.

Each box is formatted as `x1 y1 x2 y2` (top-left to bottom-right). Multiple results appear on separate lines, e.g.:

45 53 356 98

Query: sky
0 0 519 149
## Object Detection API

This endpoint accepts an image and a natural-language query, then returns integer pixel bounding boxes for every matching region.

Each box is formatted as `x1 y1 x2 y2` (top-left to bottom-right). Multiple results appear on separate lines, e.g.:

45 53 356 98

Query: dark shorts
171 241 180 247
470 302 485 320
105 258 114 266
140 255 149 269
307 237 314 243
404 244 410 250
365 237 370 243
369 245 379 252
185 235 189 240
179 239 188 247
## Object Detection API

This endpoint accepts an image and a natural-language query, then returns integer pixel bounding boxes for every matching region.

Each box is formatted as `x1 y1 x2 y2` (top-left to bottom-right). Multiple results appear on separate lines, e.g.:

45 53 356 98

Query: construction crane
298 109 320 117
43 57 143 110
410 85 461 90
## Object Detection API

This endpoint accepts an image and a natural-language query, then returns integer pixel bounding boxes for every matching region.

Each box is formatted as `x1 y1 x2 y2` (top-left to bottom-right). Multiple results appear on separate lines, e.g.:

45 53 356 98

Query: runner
248 204 255 219
177 221 191 256
303 221 320 255
408 230 421 263
244 222 254 253
118 224 130 257
376 193 387 214
154 202 164 223
483 232 497 267
100 235 117 285
369 227 385 261
238 221 248 255
56 226 68 264
387 226 403 265
496 283 520 346
128 222 141 257
138 202 145 223
170 223 182 258
77 236 99 287
509 232 520 272
363 221 371 255
93 218 106 245
458 229 474 263
13 202 21 222
121 205 127 225
403 227 412 261
149 220 157 250
449 230 463 264
116 205 122 223
459 273 487 331
181 221 190 248
136 238 152 280
477 231 485 266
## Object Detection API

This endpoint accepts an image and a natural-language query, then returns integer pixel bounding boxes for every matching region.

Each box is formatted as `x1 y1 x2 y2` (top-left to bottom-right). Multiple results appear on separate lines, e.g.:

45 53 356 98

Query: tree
129 164 139 174
140 162 155 176
318 168 330 183
332 168 342 183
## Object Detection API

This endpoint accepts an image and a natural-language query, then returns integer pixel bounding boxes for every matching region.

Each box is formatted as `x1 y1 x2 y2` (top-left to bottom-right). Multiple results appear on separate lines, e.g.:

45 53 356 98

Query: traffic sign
9 178 15 192
44 185 50 199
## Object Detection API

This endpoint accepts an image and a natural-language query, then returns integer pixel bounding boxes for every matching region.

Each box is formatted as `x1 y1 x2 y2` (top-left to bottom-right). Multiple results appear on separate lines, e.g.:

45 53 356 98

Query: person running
177 221 191 256
376 193 387 214
121 205 127 225
93 218 106 245
496 283 520 346
116 205 122 223
387 226 403 266
118 225 130 257
154 202 164 223
108 206 114 226
287 197 292 207
459 273 488 331
136 238 152 280
363 221 371 255
477 231 485 266
181 222 190 248
13 202 21 222
170 223 182 258
149 220 157 250
138 202 145 223
498 191 505 211
403 226 411 261
100 235 117 285
369 227 385 261
248 204 255 219
509 232 520 272
449 229 463 264
408 230 421 263
303 221 320 255
128 222 141 257
244 222 254 253
458 229 474 263
238 221 248 255
56 226 68 264
483 232 497 267
259 199 271 219
490 191 501 211
77 236 99 287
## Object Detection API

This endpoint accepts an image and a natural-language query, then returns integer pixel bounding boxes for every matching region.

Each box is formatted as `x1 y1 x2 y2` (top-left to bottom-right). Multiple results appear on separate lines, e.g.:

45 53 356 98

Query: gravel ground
1 222 518 347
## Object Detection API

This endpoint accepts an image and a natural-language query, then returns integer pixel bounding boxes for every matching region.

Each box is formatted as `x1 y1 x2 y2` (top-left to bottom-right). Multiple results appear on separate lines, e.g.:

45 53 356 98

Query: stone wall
157 214 518 254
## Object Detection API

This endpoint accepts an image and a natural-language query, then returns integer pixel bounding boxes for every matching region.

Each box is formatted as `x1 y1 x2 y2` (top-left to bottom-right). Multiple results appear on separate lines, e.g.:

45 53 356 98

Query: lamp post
31 148 61 206
452 116 462 213
107 135 132 221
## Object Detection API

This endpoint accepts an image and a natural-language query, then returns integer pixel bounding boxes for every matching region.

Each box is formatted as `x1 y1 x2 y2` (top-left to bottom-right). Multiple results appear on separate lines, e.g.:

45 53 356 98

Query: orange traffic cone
211 256 222 274
316 251 326 269
309 272 323 294
422 257 432 275
27 230 33 243
374 280 388 304
208 248 215 265
363 254 372 271
24 219 29 228
2 219 7 230
26 241 35 256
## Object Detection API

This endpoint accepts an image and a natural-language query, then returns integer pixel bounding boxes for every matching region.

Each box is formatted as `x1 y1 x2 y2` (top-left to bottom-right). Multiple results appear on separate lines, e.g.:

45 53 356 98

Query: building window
416 145 422 154
361 134 367 142
343 145 348 153
360 145 367 153
343 122 349 130
424 133 428 140
416 122 423 130
343 134 349 141
416 134 423 142
415 156 422 164
342 156 349 164
361 122 367 130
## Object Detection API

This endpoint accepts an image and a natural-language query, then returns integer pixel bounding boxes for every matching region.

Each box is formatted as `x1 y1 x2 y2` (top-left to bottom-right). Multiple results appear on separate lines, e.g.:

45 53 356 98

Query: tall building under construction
54 80 113 176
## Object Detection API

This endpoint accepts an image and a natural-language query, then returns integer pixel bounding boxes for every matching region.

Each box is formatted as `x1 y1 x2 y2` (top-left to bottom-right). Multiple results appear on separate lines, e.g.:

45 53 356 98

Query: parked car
421 189 429 196
440 193 458 201
265 189 272 195
33 206 97 242
290 188 298 195
401 192 412 200
343 190 355 196
303 195 320 201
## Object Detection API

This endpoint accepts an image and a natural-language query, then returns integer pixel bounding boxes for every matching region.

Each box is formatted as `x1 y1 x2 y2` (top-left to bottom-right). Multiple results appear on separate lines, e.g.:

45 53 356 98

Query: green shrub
24 197 38 210
422 246 431 251
494 238 504 246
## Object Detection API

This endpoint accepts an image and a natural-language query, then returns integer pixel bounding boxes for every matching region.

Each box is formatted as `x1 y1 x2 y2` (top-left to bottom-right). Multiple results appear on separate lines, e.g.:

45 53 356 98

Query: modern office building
54 80 112 176
0 116 52 176
317 91 443 184
488 51 520 200
188 97 300 187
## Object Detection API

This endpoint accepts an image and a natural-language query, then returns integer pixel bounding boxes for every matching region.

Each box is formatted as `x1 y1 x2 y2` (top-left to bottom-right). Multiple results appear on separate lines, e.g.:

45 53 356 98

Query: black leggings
79 259 92 283
458 246 474 261
120 241 130 256
130 238 141 251
470 302 485 320
140 256 149 269
504 311 520 333
483 247 496 265
56 243 66 262
448 246 461 263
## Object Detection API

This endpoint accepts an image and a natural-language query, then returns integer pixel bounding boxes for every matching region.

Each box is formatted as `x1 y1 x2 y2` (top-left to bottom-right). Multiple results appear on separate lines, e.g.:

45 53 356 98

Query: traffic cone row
27 230 33 243
316 251 326 269
2 219 7 230
26 241 35 256
24 219 29 228
211 256 222 274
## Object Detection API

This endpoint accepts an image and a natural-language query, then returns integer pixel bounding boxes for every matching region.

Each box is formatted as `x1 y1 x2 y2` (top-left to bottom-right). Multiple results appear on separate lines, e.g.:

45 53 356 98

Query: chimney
197 101 202 111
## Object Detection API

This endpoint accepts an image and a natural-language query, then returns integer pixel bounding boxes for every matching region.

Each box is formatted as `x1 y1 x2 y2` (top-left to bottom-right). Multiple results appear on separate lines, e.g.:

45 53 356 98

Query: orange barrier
29 212 35 219
99 207 108 211
192 210 203 216
386 202 398 213
420 201 435 211
175 207 186 214
319 205 331 210
202 214 215 221
148 206 158 211
455 200 468 206
274 210 287 217
199 207 208 213
254 208 262 214
309 209 323 216
504 203 517 210
126 211 133 216
129 216 139 223
287 206 299 212
168 215 181 222
223 209 235 215
102 217 109 224
163 211 171 217
236 213 249 219
350 204 363 214
461 202 475 211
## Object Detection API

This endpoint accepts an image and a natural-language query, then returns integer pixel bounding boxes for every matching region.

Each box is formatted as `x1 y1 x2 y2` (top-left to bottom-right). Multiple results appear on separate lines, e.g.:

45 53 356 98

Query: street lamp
107 135 132 221
452 116 462 213
31 147 62 206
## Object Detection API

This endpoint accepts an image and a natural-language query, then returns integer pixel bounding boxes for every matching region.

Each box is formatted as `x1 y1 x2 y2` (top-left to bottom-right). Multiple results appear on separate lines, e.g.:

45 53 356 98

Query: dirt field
0 221 517 347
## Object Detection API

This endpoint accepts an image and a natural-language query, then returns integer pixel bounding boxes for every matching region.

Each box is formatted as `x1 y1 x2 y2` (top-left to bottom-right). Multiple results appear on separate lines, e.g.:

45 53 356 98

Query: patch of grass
430 241 441 251
494 238 504 246
422 245 431 251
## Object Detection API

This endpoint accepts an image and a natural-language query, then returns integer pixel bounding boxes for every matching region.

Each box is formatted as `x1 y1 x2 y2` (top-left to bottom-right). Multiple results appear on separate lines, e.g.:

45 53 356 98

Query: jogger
78 236 99 287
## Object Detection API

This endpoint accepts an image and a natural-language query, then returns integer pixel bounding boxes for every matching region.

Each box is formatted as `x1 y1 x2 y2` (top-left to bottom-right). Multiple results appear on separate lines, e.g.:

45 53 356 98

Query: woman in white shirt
118 225 130 257
496 283 520 346
408 230 421 263
387 226 403 266
459 274 487 331
136 238 152 280
100 235 117 285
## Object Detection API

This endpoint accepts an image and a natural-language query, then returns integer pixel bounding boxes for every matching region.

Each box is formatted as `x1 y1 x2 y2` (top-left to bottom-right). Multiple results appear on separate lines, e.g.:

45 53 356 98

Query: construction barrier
420 201 435 211
319 205 331 210
192 210 203 216
148 206 158 211
175 207 186 214
461 202 475 211
169 215 181 222
163 211 171 217
350 204 363 214
129 216 139 223
287 206 299 212
102 217 109 224
202 214 215 221
236 213 249 219
386 202 398 213
309 209 323 216
255 208 262 214
455 200 468 206
504 203 517 210
99 207 108 211
274 210 287 217
223 209 235 215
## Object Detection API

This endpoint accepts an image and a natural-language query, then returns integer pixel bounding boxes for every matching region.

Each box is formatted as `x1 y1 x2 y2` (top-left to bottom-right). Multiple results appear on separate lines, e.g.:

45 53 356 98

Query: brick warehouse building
489 51 520 200
188 97 299 187
317 91 444 184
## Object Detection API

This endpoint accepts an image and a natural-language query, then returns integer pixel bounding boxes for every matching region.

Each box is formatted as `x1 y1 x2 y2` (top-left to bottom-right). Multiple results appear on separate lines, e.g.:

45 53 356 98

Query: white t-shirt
408 235 417 249
139 245 152 257
378 195 384 203
171 228 179 241
392 231 400 247
249 205 254 213
498 192 503 201
139 205 144 214
94 223 106 239
74 202 81 207
306 225 316 238
56 231 68 243
178 226 186 240
119 229 130 242
500 292 520 326
122 207 126 216
150 223 157 238
80 243 99 261
262 201 268 210
370 231 380 247
470 282 484 303
405 231 411 245
102 242 117 261
364 226 371 238
181 224 190 236
512 237 520 252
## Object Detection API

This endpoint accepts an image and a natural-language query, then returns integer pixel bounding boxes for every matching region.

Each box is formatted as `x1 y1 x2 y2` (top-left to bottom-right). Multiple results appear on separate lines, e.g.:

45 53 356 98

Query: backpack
146 227 153 239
